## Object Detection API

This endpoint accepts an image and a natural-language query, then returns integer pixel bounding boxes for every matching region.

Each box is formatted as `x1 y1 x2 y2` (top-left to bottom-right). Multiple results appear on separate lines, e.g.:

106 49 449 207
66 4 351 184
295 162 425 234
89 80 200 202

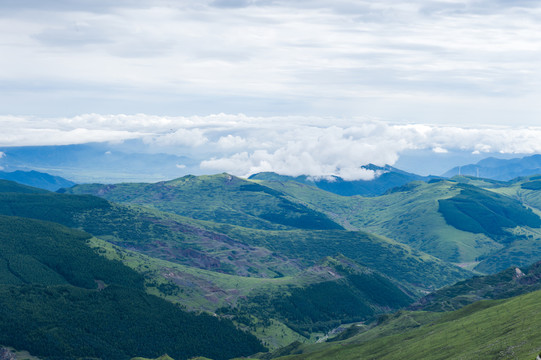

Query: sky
1 0 541 179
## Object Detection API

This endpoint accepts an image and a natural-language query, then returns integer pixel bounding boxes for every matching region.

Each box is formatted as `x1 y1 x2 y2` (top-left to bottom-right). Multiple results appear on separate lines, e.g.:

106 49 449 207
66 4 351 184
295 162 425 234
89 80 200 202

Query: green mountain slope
249 165 439 197
485 175 541 214
411 260 541 312
274 289 541 360
90 238 417 350
0 215 264 360
0 179 49 194
438 183 541 238
0 215 142 289
257 178 541 273
211 225 470 291
0 180 460 349
56 176 470 290
219 255 415 338
0 184 299 279
442 176 541 273
0 170 75 191
62 173 343 231
0 182 462 289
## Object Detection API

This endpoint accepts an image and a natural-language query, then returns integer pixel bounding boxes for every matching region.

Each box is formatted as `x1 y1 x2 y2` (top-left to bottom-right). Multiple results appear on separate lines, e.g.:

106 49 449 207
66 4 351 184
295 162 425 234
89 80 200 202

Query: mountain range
249 164 439 196
0 143 197 183
4 152 541 359
443 154 541 180
2 142 541 186
0 170 75 191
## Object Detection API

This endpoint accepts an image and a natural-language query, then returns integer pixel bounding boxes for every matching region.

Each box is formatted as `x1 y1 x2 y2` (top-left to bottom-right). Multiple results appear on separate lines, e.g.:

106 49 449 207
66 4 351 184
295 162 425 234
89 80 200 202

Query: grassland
89 237 415 349
258 178 541 274
0 180 460 348
274 289 541 360
63 174 343 231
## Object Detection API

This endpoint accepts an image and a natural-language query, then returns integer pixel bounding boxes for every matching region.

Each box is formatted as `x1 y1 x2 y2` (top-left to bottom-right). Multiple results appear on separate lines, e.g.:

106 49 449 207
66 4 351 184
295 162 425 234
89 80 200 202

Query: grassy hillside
95 239 417 349
451 176 541 272
249 165 438 197
0 182 460 348
0 215 143 289
274 289 541 360
208 225 470 290
218 256 415 339
438 183 541 238
258 178 541 273
0 189 300 279
487 175 541 214
258 179 501 264
411 260 541 312
0 170 75 191
0 215 264 360
62 174 343 231
0 179 49 194
0 182 469 290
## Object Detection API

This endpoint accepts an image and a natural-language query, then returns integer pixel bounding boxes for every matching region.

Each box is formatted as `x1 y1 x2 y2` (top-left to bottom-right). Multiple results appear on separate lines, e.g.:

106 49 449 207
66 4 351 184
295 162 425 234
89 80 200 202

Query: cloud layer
1 1 541 123
1 114 541 180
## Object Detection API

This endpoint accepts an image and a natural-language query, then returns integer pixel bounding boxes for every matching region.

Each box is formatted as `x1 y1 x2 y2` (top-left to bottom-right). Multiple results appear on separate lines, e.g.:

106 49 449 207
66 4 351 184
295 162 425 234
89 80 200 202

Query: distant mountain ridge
443 154 541 180
0 178 448 350
0 143 197 183
0 170 75 191
249 164 440 196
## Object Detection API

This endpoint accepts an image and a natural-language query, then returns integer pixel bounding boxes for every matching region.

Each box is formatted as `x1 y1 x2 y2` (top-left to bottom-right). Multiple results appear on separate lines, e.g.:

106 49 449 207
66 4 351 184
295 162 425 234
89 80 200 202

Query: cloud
2 1 541 123
432 146 448 154
145 128 209 147
2 114 541 180
217 135 247 149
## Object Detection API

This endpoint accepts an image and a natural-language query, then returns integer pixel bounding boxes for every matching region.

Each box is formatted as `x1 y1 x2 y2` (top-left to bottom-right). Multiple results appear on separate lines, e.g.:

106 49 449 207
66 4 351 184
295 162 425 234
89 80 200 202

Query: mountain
443 154 541 180
249 164 440 196
270 288 541 360
219 255 416 340
255 177 541 274
62 173 344 231
0 170 75 191
0 142 198 183
60 175 470 290
0 215 264 360
2 178 466 287
411 260 541 312
0 179 49 194
0 179 459 349
6 170 541 358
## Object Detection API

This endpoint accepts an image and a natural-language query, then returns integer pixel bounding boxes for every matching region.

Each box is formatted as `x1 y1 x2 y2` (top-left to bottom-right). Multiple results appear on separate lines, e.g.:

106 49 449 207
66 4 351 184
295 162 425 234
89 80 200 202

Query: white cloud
432 146 448 154
145 128 209 147
217 135 247 149
2 114 541 180
2 1 541 123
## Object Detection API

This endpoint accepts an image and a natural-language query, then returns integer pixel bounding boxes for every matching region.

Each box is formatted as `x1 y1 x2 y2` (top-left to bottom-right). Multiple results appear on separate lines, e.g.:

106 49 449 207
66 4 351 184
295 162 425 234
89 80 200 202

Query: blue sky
1 1 540 179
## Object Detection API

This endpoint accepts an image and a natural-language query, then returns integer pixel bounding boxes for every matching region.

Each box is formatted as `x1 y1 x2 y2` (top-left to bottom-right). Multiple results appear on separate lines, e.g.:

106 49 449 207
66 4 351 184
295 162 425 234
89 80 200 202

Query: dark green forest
0 215 264 360
438 184 541 237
